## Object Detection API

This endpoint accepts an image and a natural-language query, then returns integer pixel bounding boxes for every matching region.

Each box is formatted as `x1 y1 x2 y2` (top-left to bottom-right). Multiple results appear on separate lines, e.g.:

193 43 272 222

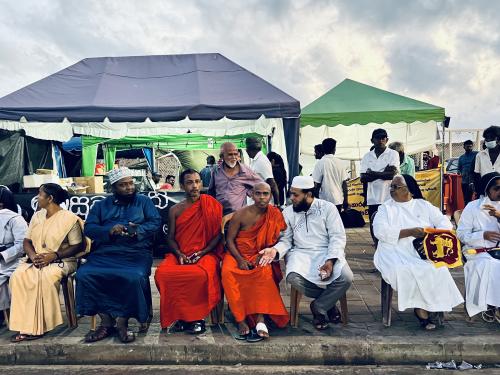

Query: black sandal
311 301 329 330
327 305 342 324
116 326 135 343
84 326 115 343
414 309 436 330
185 320 206 335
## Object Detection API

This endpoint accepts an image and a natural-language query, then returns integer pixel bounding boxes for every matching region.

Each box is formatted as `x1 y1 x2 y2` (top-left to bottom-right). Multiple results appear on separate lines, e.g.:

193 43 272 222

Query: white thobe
456 197 500 316
373 199 464 312
0 209 27 310
274 199 347 286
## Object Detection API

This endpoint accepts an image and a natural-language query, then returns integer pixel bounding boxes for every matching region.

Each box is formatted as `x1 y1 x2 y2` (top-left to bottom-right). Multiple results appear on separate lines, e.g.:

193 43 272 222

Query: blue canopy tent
0 53 300 178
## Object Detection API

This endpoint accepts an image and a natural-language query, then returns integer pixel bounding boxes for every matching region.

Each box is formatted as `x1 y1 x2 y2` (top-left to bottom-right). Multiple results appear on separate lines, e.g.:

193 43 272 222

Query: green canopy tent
300 79 446 170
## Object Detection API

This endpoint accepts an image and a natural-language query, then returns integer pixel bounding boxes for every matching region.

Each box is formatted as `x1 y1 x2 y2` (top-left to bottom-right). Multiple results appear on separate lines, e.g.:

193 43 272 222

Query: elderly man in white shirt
246 137 280 205
312 138 348 213
360 128 400 241
258 176 353 331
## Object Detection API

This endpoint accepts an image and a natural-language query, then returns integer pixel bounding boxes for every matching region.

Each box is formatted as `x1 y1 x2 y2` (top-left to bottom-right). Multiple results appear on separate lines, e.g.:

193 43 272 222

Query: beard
293 197 312 212
225 160 237 168
114 191 136 204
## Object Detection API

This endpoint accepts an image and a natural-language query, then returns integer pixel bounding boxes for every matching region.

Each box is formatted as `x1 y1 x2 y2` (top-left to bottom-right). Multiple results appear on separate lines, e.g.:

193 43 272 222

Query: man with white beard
209 142 263 215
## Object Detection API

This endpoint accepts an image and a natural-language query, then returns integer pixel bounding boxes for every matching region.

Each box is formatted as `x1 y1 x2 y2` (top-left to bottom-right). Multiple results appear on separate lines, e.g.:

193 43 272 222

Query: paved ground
0 226 499 367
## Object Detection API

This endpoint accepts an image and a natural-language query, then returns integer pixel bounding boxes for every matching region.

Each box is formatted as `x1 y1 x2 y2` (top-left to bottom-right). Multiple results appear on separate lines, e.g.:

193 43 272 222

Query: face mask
485 140 497 149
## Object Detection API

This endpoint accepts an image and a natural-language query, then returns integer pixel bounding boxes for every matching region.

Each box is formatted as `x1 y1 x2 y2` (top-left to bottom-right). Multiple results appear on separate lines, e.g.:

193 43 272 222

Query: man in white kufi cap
259 176 352 331
75 166 161 344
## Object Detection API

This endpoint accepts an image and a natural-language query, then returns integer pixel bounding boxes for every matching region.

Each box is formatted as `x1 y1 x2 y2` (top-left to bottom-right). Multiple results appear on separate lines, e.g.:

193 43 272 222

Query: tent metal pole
440 121 445 212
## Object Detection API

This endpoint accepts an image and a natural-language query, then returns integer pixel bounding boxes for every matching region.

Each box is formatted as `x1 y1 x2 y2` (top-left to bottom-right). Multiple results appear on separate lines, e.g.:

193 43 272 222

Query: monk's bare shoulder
170 200 188 219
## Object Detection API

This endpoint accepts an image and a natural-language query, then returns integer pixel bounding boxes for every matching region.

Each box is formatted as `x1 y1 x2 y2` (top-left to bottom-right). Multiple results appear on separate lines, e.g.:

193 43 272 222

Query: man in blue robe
76 167 161 343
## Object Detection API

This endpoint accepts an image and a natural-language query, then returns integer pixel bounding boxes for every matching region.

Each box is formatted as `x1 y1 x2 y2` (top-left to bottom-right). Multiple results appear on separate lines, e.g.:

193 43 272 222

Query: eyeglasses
390 184 406 190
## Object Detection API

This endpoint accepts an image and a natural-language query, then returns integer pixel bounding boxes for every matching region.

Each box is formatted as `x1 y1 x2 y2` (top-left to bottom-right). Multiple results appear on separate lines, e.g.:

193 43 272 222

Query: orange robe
222 205 289 328
154 195 222 328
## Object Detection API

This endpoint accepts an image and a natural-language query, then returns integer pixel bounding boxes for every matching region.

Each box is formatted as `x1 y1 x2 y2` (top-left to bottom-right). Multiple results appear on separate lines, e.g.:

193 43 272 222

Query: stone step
0 335 499 366
1 365 499 375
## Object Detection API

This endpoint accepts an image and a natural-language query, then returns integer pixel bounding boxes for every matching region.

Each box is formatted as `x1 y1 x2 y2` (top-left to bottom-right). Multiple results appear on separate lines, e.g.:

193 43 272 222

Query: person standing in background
312 138 348 213
245 138 280 206
458 140 478 205
267 152 288 207
200 155 216 188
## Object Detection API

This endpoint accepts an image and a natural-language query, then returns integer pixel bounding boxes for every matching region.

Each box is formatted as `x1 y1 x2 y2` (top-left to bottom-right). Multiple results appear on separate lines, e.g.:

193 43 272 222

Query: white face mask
485 140 497 149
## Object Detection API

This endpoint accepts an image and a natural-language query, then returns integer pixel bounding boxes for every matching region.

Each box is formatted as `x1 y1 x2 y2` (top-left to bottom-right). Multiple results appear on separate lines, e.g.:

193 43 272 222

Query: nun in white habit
373 174 463 330
456 172 500 322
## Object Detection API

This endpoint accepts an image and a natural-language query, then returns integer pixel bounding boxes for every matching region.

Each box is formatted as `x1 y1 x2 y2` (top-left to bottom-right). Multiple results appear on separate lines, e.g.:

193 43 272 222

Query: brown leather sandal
84 326 115 343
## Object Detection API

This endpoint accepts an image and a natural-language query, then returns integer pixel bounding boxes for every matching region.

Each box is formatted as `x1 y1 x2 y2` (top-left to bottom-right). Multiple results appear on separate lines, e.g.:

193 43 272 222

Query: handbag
340 209 366 228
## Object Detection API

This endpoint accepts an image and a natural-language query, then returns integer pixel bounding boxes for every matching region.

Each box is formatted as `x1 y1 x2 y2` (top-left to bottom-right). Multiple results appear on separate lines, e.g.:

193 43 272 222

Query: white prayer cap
107 167 133 185
291 176 314 189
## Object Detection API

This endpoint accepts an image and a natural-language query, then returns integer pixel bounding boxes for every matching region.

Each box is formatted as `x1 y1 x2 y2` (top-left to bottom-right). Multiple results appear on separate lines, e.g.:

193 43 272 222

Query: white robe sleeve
325 204 346 259
373 204 400 245
426 201 453 230
456 204 486 247
1 216 27 264
274 209 294 259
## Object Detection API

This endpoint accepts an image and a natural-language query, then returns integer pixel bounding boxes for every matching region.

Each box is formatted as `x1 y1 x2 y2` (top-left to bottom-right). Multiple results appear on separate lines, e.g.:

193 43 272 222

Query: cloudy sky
0 0 499 129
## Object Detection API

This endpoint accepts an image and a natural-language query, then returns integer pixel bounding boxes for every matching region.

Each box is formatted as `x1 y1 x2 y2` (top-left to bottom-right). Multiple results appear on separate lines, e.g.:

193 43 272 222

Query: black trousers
461 183 473 206
368 204 381 244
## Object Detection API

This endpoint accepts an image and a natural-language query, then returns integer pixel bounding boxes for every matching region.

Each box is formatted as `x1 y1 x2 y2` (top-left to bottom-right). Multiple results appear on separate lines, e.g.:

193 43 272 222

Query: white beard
225 161 237 168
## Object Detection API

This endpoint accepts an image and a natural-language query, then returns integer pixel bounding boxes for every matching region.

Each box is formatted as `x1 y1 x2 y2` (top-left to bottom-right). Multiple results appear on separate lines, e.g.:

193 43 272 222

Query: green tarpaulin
301 79 445 127
81 133 262 176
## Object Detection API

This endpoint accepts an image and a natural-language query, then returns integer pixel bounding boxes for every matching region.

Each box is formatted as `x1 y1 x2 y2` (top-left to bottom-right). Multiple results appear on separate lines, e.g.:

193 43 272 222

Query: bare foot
238 321 250 336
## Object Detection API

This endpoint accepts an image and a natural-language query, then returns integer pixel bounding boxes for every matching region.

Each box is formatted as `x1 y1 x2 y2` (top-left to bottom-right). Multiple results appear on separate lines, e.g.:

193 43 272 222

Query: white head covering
107 167 133 185
291 176 314 189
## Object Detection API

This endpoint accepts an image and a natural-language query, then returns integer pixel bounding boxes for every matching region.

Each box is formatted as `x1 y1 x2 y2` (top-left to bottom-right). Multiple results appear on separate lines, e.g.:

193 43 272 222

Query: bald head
221 142 237 153
253 182 271 192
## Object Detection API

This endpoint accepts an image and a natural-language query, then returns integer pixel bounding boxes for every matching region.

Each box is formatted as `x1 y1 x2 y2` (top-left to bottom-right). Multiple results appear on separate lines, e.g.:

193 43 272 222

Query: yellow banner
347 169 442 222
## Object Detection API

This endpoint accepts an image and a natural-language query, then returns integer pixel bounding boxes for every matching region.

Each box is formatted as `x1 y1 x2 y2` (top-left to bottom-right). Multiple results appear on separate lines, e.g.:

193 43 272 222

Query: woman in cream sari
9 183 86 342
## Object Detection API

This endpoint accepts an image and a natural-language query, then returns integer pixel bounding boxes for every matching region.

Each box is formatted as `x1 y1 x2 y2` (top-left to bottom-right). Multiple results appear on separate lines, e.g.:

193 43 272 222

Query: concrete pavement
0 227 498 367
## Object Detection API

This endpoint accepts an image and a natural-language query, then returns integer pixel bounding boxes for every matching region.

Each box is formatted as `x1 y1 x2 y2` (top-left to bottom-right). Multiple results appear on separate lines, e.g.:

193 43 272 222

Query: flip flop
233 332 249 341
10 333 28 343
255 322 269 338
10 333 43 343
481 308 495 323
414 309 436 331
246 328 264 343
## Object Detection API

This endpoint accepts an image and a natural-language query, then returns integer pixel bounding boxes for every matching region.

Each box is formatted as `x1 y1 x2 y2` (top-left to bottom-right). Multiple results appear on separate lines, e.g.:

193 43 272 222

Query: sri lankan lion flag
423 228 463 269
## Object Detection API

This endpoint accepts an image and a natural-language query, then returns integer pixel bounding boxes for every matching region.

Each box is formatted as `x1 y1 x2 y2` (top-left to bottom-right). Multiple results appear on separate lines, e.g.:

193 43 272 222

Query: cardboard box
23 174 60 188
73 176 104 194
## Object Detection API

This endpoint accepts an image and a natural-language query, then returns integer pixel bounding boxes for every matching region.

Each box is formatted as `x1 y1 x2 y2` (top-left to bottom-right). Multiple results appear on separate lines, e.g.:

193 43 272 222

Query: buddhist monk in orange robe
155 169 222 334
222 182 289 341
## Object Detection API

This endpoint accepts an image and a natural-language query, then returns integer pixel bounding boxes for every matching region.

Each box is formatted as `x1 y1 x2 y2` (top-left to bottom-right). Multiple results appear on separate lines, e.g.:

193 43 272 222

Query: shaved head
253 182 271 192
252 182 272 208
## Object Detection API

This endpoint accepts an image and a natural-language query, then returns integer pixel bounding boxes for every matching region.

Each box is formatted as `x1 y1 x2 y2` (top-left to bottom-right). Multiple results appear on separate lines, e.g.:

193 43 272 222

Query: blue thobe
76 194 161 322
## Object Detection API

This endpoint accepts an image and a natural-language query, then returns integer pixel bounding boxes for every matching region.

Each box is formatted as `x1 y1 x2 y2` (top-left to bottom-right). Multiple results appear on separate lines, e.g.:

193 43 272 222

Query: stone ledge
0 335 498 366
